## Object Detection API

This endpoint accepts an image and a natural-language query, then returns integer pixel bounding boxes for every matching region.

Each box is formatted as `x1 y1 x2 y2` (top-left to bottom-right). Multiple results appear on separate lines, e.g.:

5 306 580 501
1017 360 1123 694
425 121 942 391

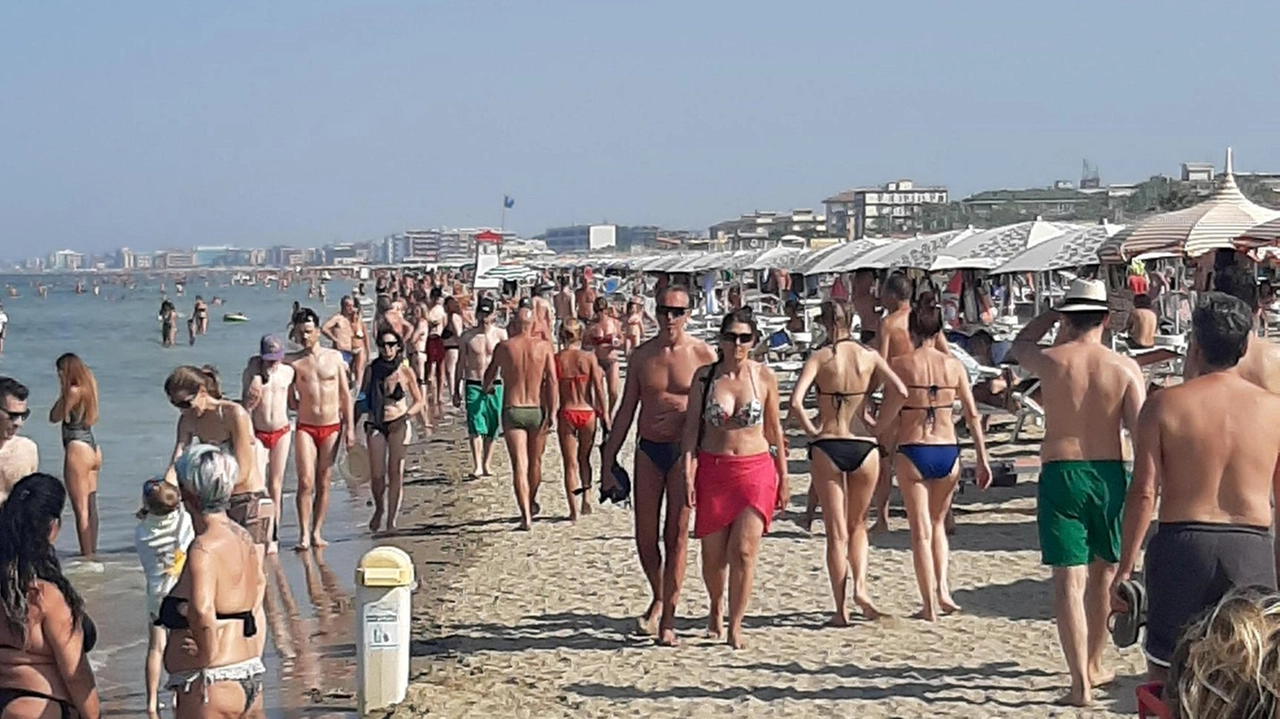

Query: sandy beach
376 413 1151 719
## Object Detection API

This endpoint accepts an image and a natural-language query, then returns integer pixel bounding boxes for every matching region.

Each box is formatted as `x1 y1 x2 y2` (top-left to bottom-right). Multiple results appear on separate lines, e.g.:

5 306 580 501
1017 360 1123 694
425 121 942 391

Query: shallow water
0 275 367 717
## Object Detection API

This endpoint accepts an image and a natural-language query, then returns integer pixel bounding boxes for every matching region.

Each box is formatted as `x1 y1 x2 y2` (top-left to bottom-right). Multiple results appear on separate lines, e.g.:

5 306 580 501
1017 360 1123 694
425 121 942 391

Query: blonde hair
55 353 99 426
1168 586 1280 719
164 365 223 400
559 318 583 344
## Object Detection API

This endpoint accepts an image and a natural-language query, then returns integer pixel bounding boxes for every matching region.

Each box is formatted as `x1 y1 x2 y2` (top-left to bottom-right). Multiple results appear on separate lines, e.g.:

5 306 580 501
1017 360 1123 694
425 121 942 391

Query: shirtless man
1113 291 1280 683
423 288 449 408
287 308 356 551
532 284 556 344
1125 294 1158 349
574 274 597 323
1009 279 1145 707
321 296 369 383
553 279 576 342
0 377 37 504
482 299 557 531
601 285 717 645
242 335 296 554
454 298 508 477
851 270 881 345
870 274 915 533
1184 263 1280 393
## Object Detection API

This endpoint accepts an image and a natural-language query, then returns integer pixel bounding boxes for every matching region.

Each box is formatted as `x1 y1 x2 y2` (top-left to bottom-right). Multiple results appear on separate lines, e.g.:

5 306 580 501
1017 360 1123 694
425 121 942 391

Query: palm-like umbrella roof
1097 148 1280 262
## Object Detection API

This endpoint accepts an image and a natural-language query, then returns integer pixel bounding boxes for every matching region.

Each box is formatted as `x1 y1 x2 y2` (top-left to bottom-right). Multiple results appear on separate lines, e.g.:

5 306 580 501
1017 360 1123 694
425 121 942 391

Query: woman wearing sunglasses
163 366 275 551
877 293 992 621
788 300 906 626
680 309 788 649
553 319 608 522
586 297 623 414
359 328 424 533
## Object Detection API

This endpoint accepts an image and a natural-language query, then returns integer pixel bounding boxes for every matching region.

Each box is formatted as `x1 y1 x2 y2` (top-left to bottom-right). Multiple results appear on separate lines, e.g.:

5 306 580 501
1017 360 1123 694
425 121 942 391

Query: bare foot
1058 685 1092 707
516 518 532 532
580 500 593 516
532 501 542 517
368 510 383 533
266 541 279 556
311 533 329 548
385 519 399 533
938 597 962 615
292 542 310 553
1090 667 1116 688
870 518 889 535
707 612 725 638
909 608 937 622
635 602 661 636
726 625 746 650
825 614 850 628
800 512 814 533
657 626 679 647
854 595 884 620
568 511 579 524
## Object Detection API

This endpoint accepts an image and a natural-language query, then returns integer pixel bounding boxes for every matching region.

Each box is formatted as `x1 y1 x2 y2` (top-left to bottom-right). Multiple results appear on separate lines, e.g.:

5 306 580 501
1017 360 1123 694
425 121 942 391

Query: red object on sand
1137 682 1171 719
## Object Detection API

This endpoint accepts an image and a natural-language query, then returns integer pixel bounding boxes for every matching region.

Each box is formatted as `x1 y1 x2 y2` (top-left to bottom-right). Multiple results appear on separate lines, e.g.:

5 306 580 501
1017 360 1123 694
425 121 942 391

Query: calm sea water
0 274 369 717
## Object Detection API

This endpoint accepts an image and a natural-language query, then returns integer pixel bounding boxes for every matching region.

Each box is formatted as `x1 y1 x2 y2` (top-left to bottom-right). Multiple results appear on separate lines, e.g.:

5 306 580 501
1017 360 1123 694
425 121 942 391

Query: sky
3 1 1280 256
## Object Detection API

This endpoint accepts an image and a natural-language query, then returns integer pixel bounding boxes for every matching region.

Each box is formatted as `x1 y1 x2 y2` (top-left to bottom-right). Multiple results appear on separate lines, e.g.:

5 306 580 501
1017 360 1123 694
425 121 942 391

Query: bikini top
441 325 456 341
385 383 406 403
704 369 764 428
902 382 954 426
0 614 95 654
154 595 259 637
555 357 590 386
814 339 867 411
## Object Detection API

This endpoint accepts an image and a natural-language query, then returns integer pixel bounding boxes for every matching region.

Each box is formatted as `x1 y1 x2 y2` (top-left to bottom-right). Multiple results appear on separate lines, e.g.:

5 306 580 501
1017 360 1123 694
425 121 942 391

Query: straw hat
343 443 371 483
1056 279 1110 314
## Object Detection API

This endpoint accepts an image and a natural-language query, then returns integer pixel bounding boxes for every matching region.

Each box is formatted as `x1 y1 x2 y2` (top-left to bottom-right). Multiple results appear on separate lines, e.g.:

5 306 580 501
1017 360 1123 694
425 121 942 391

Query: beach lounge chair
949 345 1044 442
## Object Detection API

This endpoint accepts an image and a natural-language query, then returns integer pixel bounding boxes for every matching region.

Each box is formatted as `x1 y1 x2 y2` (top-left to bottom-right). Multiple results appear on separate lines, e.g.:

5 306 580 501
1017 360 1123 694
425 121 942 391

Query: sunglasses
170 397 193 410
656 305 688 319
719 331 755 345
0 408 30 422
379 340 400 349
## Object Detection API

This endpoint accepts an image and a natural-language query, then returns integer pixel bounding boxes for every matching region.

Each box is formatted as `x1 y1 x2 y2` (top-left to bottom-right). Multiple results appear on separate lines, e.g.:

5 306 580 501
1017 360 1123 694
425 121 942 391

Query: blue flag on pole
503 195 515 209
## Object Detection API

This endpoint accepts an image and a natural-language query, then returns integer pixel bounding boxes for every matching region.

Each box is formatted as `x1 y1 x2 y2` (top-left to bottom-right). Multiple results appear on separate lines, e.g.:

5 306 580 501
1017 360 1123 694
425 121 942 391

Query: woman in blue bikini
878 292 992 621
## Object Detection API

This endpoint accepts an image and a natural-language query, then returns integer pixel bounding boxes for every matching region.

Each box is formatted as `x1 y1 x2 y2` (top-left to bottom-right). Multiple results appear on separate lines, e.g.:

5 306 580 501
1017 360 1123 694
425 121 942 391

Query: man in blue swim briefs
320 296 368 385
601 285 717 647
1009 278 1146 708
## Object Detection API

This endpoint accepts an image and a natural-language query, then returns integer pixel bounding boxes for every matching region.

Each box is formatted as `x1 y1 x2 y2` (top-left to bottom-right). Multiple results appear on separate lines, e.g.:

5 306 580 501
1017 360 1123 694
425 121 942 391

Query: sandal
1109 578 1147 648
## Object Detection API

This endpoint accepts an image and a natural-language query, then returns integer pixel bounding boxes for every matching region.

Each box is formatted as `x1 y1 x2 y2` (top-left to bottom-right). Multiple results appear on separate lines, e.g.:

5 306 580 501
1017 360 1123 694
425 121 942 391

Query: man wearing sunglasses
601 285 717 645
0 376 37 505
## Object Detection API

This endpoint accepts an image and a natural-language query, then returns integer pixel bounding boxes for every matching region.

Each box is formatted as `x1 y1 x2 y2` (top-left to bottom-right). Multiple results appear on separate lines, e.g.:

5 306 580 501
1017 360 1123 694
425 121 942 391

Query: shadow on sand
951 576 1054 621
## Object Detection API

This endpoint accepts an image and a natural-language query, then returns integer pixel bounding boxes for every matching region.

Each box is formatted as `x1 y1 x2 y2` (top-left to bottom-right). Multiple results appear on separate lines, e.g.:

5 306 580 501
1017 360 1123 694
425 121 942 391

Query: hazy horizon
3 1 1279 255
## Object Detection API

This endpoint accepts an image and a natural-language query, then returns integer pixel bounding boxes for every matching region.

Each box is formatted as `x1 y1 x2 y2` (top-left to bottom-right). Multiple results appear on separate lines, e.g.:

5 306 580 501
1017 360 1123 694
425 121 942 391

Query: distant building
708 209 828 247
117 248 135 270
135 254 153 270
193 246 234 267
823 180 948 239
158 251 196 269
48 250 85 271
960 187 1097 220
1182 162 1215 183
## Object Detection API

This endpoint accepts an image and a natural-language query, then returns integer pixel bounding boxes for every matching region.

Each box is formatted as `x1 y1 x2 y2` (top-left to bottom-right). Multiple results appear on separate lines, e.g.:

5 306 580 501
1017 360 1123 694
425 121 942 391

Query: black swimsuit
0 615 96 719
365 383 408 437
806 339 879 473
154 595 259 637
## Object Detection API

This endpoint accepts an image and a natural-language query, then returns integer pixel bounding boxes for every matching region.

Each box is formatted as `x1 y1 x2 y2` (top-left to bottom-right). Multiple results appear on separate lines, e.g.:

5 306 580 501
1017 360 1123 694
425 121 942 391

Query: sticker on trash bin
363 605 399 649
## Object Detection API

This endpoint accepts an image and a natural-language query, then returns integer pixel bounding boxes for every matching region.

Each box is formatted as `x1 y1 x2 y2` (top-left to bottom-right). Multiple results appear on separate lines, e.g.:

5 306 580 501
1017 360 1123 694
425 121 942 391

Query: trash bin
356 546 416 714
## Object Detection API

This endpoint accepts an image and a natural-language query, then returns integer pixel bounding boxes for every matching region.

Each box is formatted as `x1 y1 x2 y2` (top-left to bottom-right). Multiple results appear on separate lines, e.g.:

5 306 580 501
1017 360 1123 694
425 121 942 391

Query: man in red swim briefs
241 334 295 554
287 308 355 552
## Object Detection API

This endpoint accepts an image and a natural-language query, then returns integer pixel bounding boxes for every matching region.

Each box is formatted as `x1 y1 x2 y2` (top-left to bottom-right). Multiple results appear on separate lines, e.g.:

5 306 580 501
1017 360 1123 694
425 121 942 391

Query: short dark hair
883 274 911 301
1133 294 1153 310
293 307 320 327
0 377 29 405
908 292 943 339
1193 292 1253 369
657 285 690 308
1213 263 1260 310
1062 311 1108 332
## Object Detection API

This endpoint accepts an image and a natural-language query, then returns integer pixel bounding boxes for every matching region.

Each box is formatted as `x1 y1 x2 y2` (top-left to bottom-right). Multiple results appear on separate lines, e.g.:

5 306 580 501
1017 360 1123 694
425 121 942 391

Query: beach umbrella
929 219 1068 272
795 238 888 275
1097 148 1280 262
990 223 1122 275
1233 216 1280 252
848 228 977 271
745 246 808 271
479 264 539 282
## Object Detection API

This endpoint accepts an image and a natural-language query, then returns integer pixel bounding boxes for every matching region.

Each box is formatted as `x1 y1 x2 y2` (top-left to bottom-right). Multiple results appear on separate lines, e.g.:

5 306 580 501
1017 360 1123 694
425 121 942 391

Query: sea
0 274 368 717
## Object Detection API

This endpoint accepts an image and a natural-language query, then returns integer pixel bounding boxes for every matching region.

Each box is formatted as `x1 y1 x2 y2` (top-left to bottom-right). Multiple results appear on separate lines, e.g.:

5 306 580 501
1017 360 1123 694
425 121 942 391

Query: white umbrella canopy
852 228 977 271
929 219 1068 272
1234 216 1280 251
794 238 888 275
991 223 1122 275
745 246 807 271
480 264 540 281
1097 148 1280 262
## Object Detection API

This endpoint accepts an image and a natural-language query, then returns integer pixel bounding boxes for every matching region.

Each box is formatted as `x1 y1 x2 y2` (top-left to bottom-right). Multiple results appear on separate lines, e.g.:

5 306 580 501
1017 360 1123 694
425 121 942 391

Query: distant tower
1080 159 1101 189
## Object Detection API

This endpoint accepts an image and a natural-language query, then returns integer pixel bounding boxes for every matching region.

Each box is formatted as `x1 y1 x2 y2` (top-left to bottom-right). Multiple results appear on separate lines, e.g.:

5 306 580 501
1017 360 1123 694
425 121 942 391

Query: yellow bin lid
356 546 415 587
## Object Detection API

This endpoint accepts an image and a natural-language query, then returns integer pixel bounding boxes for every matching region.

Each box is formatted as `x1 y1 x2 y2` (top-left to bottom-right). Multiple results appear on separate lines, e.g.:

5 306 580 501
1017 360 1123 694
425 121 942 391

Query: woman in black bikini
0 473 100 719
586 297 623 414
878 293 992 621
553 320 608 522
788 300 906 626
442 296 464 404
49 353 103 558
359 328 424 533
163 445 266 718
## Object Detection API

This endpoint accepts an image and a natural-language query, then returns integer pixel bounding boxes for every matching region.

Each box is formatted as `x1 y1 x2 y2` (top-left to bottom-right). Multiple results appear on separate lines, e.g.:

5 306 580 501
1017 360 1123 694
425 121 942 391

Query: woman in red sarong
680 309 789 649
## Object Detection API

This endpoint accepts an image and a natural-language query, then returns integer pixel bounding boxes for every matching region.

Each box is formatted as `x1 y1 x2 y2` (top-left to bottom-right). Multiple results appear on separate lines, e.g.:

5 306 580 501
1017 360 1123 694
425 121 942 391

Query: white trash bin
356 546 416 714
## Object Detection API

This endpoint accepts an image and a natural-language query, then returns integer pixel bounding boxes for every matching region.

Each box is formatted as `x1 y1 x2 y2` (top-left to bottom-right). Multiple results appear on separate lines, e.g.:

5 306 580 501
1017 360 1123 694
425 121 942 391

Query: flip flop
1109 578 1146 648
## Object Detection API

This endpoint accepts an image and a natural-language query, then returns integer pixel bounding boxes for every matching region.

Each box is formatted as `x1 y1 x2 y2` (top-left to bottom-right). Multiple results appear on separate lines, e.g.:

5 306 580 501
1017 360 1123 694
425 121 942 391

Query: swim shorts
1037 460 1128 567
465 380 502 438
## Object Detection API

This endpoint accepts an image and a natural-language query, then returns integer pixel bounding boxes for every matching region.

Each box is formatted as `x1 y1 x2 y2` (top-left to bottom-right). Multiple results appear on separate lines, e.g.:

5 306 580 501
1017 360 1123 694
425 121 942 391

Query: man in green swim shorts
454 298 507 477
484 299 558 531
1009 278 1146 708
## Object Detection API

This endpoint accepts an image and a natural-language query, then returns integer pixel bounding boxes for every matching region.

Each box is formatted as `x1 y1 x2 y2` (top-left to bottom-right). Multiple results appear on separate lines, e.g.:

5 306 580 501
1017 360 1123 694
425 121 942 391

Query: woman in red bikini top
554 319 608 522
586 297 622 414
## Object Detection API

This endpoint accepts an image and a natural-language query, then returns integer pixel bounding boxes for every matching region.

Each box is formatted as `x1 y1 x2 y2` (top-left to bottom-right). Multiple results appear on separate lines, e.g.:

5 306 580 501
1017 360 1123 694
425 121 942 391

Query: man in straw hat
1009 278 1146 707
1112 291 1280 681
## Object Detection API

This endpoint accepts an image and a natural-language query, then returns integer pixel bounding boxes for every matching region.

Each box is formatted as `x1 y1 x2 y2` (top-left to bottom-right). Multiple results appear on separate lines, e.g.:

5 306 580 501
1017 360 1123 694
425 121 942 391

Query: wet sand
379 418 1150 718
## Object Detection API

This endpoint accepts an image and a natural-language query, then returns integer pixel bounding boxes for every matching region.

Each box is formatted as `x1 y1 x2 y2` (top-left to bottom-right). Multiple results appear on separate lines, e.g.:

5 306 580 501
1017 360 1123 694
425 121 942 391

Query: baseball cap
260 335 286 361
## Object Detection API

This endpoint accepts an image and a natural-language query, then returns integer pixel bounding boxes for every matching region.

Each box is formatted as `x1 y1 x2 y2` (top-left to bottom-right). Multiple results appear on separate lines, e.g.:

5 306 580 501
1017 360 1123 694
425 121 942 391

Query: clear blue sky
3 1 1278 255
